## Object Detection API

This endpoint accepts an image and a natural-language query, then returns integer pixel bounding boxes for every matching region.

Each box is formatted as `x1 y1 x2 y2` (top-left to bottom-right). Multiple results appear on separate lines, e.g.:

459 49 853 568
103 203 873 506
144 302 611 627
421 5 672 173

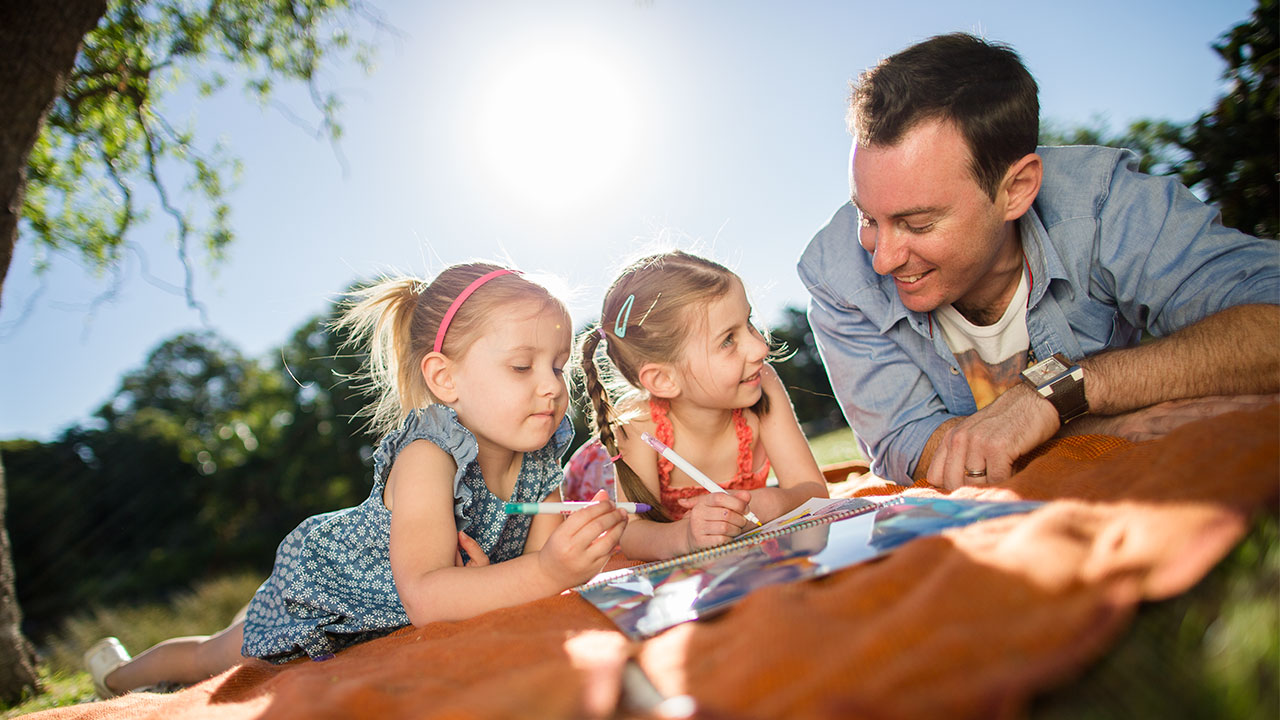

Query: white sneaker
84 637 131 699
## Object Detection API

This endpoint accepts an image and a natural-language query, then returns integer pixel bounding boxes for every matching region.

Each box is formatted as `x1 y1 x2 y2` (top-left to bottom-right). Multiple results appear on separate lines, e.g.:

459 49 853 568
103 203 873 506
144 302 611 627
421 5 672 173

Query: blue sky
0 0 1256 441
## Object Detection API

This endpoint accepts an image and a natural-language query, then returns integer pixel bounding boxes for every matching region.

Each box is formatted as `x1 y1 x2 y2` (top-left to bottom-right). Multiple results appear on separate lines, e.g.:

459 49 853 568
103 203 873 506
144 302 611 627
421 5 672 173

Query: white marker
640 432 763 526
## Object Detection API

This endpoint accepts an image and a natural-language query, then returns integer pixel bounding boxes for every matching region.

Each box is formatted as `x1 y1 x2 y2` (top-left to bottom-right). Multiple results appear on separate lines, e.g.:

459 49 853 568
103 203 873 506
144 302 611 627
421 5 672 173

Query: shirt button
950 366 960 375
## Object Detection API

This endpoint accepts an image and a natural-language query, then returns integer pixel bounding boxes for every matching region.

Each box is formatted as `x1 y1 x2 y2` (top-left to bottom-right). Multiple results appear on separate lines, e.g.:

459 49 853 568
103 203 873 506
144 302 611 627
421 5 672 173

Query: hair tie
614 294 635 338
609 453 622 463
433 269 515 354
596 326 607 341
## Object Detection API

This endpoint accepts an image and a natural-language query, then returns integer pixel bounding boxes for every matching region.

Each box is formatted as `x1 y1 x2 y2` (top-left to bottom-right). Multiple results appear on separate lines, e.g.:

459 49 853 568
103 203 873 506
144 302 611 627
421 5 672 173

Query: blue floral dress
241 404 572 663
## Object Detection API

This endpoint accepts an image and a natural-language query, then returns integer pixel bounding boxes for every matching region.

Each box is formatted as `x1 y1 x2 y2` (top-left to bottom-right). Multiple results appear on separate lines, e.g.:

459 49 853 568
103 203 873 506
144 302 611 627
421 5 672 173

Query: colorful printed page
576 497 1042 639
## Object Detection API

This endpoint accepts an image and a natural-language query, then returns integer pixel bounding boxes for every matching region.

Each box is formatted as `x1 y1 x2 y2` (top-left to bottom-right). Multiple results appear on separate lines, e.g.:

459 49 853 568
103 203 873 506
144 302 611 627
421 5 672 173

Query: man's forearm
1081 304 1280 414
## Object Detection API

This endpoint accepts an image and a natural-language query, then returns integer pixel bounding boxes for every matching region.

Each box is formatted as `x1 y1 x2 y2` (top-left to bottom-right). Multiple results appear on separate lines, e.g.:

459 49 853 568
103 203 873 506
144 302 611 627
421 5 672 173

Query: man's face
850 119 1017 316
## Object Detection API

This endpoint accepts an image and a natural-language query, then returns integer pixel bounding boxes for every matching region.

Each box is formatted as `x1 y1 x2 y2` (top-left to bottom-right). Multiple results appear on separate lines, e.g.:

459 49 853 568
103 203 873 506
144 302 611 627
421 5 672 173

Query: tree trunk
0 451 38 703
0 0 107 309
0 0 108 703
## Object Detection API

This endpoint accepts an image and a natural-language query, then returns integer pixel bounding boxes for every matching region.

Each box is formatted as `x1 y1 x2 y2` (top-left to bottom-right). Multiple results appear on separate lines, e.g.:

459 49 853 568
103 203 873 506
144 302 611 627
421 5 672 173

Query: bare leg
105 619 247 693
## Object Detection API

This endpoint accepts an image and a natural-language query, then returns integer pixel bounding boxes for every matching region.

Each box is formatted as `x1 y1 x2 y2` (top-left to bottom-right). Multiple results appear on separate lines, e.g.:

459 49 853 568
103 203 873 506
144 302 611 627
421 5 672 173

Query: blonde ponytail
333 278 431 438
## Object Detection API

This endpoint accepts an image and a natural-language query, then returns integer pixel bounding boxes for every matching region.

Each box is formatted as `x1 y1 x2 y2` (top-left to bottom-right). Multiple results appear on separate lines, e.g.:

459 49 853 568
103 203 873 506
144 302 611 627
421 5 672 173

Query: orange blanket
34 405 1278 720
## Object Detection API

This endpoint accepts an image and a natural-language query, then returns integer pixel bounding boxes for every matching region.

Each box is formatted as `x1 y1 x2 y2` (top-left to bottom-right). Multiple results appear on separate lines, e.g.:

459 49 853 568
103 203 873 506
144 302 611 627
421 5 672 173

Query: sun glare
472 43 640 215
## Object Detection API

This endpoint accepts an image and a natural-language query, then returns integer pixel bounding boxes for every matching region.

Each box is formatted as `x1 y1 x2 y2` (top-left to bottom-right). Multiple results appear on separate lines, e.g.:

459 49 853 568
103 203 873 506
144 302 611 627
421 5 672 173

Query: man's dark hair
849 33 1039 200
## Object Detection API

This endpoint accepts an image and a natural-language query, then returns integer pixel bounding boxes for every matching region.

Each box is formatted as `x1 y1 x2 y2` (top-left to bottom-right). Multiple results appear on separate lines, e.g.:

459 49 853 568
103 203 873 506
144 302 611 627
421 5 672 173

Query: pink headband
432 269 516 353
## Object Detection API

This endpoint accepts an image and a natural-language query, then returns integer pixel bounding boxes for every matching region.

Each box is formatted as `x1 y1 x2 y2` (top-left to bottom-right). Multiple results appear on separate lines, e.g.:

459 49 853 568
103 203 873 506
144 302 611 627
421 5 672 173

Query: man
798 33 1279 489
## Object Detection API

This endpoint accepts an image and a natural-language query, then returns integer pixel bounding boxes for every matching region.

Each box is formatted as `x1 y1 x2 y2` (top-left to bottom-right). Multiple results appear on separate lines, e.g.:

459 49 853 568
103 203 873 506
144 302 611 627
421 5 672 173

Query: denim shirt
798 145 1280 484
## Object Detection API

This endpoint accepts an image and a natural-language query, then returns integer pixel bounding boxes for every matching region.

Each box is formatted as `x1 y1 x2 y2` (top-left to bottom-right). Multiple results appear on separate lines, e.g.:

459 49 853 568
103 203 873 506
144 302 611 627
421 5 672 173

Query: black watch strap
1046 377 1088 423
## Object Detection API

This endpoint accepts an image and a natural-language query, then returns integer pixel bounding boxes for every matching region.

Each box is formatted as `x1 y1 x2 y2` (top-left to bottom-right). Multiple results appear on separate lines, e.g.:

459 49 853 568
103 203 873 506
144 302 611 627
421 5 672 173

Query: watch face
1023 356 1068 385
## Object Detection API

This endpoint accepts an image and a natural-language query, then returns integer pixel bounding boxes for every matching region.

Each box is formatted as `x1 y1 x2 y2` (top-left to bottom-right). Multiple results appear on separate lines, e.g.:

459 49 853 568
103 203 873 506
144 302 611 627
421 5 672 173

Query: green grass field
2 426 1275 718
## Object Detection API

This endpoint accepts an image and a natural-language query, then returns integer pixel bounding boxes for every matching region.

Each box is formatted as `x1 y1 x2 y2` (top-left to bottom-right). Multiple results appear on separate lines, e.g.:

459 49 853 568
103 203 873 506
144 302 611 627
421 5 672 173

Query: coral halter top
650 399 771 519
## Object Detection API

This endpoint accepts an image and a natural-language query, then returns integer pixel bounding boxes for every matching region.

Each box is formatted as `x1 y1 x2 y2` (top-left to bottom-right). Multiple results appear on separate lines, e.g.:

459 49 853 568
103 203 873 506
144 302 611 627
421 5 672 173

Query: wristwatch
1021 352 1088 424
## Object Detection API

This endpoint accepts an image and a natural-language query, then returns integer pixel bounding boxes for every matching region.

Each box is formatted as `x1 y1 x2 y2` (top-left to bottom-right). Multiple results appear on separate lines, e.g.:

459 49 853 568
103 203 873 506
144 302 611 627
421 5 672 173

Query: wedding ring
964 468 988 478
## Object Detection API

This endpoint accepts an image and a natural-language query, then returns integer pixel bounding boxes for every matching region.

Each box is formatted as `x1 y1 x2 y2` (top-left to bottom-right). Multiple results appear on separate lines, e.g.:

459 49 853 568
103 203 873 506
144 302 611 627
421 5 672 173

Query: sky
0 0 1257 442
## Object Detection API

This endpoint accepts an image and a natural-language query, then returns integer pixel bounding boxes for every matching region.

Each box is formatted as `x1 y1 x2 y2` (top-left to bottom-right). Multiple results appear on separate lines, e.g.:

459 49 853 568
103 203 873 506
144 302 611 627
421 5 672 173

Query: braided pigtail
579 327 670 522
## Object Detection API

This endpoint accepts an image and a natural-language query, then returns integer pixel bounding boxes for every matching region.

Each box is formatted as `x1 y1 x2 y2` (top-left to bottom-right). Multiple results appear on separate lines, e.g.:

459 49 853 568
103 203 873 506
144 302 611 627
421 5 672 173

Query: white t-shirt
934 268 1030 409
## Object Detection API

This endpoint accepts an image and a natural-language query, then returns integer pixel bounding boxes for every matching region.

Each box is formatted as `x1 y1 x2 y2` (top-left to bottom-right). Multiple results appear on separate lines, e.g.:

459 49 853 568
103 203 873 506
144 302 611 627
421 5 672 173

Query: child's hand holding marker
679 490 756 550
641 432 764 527
536 490 628 587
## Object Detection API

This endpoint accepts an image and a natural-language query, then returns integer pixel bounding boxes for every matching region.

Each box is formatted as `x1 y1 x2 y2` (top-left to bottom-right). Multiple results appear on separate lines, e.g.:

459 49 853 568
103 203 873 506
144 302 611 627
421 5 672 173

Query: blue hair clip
614 294 635 338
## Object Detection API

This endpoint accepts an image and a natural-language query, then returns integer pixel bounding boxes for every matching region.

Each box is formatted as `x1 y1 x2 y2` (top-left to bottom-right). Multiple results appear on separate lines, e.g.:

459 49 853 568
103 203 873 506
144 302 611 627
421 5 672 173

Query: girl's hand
678 490 751 551
537 490 627 588
454 531 490 567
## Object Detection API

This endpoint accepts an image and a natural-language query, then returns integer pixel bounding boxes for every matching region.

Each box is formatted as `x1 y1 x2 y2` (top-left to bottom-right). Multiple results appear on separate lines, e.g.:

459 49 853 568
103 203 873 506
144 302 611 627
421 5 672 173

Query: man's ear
637 362 681 400
999 152 1043 222
421 352 458 403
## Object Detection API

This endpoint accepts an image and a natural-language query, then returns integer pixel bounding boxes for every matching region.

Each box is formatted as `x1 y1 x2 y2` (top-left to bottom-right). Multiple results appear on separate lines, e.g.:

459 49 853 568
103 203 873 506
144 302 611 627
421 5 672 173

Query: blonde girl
572 251 828 560
86 262 626 697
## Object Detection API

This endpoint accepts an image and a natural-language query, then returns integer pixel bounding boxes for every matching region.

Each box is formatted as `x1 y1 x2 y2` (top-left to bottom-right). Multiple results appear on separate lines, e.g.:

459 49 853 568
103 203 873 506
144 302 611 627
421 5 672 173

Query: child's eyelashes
510 364 566 377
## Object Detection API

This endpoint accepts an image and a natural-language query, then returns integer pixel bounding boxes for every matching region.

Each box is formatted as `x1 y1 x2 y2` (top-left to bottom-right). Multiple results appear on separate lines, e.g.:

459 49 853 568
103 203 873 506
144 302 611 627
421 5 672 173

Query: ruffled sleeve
371 404 480 509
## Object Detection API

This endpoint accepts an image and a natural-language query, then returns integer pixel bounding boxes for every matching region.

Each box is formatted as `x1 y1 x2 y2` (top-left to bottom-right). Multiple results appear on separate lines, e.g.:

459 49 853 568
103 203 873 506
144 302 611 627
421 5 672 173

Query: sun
472 42 640 215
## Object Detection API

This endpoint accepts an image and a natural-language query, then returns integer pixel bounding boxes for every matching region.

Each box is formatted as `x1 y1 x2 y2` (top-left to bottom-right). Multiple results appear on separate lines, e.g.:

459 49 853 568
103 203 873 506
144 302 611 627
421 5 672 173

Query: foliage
768 306 845 434
1039 117 1187 176
3 310 373 637
19 0 382 313
1172 0 1278 238
42 571 262 675
0 572 262 716
1040 0 1277 239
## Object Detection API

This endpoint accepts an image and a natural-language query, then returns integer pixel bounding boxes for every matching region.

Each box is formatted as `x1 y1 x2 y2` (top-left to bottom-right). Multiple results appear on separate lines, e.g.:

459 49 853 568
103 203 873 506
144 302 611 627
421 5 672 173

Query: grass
2 427 1275 717
1 572 262 718
1031 511 1279 719
805 425 865 467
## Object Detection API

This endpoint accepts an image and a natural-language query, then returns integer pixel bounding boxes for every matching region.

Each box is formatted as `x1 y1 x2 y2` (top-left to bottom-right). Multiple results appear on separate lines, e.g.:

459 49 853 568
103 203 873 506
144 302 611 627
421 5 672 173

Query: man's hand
927 383 1059 490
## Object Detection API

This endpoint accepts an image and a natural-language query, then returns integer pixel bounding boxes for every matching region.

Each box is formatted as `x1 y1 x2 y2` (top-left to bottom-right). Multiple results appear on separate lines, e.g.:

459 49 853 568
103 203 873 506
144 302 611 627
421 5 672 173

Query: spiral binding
574 496 905 592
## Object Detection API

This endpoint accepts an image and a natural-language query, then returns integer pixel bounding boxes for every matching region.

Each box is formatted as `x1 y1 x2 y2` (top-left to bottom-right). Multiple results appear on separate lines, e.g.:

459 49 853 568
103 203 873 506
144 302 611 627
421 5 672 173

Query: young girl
85 262 627 697
571 250 828 560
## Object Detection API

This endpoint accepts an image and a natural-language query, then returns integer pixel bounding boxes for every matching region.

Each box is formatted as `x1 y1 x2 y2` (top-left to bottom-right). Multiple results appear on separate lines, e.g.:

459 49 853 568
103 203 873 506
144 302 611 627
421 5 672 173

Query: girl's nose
746 329 769 362
538 368 565 396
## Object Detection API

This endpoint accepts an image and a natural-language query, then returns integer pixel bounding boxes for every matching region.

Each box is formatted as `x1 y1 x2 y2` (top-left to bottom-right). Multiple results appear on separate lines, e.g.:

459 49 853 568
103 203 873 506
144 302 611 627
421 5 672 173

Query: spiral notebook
575 496 1042 639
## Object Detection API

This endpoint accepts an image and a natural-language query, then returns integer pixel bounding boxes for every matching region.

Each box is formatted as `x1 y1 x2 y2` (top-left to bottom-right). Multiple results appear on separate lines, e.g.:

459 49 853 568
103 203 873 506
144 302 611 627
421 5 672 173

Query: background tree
1171 0 1278 238
0 3 107 698
1041 0 1277 239
768 306 844 434
0 0 380 702
4 313 373 642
